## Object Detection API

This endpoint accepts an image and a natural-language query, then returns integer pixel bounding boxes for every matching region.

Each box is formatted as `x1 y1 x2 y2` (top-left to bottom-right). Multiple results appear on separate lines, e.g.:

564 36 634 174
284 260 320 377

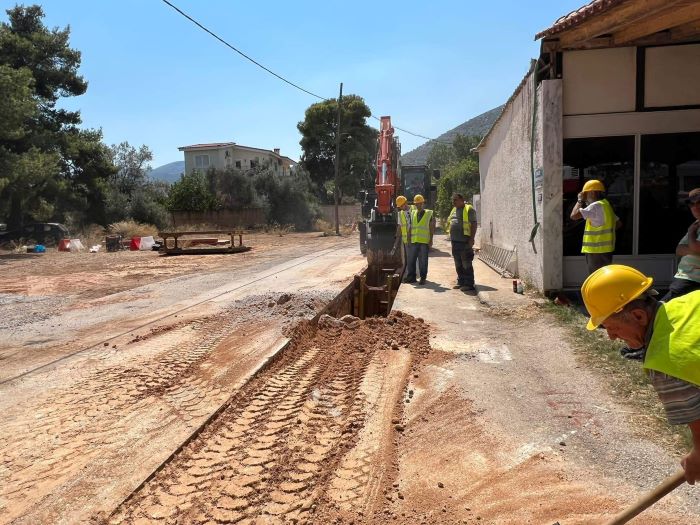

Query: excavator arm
365 116 402 269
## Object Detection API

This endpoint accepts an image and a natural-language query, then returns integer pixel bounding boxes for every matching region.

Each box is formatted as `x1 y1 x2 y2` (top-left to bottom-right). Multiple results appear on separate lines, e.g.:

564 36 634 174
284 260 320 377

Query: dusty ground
1 233 699 524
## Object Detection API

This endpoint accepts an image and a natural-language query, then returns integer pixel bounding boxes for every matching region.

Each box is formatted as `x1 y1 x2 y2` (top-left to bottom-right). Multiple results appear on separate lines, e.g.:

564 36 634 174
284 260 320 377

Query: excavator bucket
366 221 402 271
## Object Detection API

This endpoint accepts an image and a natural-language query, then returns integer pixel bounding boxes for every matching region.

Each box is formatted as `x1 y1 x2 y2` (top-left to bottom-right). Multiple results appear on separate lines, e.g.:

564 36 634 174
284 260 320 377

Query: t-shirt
675 229 700 283
579 200 619 227
643 302 700 425
450 206 477 242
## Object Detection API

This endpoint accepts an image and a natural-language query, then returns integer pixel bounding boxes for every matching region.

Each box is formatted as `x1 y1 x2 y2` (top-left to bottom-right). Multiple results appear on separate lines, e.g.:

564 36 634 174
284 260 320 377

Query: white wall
563 47 636 115
645 44 700 108
478 74 563 291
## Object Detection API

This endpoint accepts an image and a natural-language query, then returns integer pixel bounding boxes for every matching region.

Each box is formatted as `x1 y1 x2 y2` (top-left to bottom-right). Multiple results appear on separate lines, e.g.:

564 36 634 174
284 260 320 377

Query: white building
178 142 296 176
477 0 700 292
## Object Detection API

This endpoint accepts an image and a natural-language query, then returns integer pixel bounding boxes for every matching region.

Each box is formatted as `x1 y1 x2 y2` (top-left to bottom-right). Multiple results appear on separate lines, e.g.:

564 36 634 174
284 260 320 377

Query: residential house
178 142 297 176
477 0 700 292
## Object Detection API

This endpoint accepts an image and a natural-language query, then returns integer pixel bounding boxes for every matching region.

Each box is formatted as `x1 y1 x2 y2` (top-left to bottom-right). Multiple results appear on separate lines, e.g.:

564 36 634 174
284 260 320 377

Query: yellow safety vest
645 291 700 387
447 206 473 237
398 209 410 244
411 209 433 244
581 199 615 254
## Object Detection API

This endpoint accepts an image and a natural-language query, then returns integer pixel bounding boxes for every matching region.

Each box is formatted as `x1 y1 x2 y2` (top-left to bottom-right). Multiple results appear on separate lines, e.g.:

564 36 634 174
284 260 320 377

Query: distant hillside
148 161 185 183
400 105 504 165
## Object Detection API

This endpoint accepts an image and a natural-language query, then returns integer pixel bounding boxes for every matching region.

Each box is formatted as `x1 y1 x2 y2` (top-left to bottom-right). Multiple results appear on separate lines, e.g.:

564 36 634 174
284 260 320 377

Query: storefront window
639 132 700 254
562 136 635 256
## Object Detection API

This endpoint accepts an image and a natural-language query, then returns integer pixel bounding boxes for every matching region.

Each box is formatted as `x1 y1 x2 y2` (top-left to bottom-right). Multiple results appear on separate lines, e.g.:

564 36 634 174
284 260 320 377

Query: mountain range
148 161 185 183
400 105 503 166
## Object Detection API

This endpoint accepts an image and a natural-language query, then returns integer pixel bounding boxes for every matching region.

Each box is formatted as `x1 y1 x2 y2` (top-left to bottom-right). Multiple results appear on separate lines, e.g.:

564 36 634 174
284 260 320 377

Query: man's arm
677 224 700 256
429 217 435 248
469 222 478 247
682 419 700 484
570 193 585 220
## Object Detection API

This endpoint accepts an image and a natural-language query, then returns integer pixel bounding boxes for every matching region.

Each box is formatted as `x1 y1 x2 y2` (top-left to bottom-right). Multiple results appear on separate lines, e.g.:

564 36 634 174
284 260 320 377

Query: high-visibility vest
645 290 700 387
398 209 410 244
581 199 615 254
447 205 473 237
411 209 433 244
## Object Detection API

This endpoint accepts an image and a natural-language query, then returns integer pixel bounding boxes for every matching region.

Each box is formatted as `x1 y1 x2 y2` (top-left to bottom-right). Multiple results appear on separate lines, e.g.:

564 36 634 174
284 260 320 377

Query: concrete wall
318 204 362 225
478 74 562 291
171 208 266 228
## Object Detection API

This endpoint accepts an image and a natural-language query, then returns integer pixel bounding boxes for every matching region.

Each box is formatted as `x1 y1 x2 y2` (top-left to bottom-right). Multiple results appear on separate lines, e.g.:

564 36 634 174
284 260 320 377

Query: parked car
0 223 70 247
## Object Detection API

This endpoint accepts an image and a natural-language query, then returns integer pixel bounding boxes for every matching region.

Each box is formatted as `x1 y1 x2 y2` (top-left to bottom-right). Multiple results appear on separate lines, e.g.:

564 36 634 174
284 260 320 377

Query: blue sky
5 0 585 168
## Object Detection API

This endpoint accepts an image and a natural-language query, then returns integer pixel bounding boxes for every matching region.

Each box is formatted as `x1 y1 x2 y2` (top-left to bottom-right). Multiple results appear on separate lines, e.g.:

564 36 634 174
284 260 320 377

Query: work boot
460 284 476 292
419 278 426 285
452 284 462 289
403 278 416 284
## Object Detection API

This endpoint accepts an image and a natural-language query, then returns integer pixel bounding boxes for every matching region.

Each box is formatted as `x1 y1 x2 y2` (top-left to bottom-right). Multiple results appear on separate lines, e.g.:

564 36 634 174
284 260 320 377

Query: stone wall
478 72 563 291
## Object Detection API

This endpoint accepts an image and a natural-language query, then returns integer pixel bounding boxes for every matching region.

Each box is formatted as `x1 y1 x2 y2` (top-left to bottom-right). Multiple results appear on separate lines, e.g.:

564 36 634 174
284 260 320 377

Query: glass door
639 132 700 254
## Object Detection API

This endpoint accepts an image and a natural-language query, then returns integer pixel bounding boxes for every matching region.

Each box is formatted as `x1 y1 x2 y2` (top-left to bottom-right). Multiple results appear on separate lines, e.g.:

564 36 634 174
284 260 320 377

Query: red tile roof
535 0 626 40
178 142 236 150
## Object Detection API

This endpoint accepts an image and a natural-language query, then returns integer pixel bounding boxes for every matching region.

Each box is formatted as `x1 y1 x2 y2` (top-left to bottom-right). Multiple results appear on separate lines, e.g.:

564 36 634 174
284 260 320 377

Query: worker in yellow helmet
582 264 700 484
404 194 435 285
570 179 622 275
396 195 413 278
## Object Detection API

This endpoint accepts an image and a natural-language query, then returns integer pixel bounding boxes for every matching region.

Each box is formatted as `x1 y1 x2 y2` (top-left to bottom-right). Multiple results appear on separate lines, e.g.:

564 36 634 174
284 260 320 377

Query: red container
130 236 141 251
58 239 71 252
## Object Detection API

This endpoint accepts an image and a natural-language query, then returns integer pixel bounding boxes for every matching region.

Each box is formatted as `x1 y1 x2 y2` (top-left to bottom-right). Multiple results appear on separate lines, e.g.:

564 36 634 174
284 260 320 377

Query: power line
160 0 450 146
160 0 327 101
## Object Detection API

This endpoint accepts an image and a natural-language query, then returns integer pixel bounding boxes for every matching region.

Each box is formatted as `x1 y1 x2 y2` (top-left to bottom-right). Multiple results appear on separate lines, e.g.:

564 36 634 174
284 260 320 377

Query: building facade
477 0 700 292
178 142 296 177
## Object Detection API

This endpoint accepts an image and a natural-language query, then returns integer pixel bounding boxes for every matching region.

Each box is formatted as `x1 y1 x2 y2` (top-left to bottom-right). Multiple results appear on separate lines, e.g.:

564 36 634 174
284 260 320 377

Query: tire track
110 313 430 525
328 348 411 516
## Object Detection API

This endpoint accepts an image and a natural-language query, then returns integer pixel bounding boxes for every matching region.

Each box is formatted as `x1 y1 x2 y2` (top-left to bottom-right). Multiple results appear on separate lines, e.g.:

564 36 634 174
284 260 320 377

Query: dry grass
313 218 357 237
76 224 106 248
544 301 692 451
107 220 158 239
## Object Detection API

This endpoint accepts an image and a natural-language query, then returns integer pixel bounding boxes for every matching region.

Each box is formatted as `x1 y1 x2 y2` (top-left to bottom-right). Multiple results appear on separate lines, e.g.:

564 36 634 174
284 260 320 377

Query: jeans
451 241 474 286
585 252 613 275
662 277 700 302
406 243 429 281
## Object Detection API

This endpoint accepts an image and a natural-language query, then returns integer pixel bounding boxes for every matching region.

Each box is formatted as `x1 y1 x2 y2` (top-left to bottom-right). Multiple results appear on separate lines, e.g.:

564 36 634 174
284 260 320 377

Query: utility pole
334 82 343 236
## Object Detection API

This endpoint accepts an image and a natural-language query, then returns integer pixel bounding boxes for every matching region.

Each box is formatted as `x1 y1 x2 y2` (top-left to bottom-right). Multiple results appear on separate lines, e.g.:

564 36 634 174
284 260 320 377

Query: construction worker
447 193 478 291
404 194 435 285
396 195 413 277
570 179 621 274
582 264 700 484
663 188 700 302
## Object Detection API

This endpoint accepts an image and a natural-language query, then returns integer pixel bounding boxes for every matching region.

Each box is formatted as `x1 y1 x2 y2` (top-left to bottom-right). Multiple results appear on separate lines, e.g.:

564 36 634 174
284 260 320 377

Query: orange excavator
353 116 403 317
358 116 402 270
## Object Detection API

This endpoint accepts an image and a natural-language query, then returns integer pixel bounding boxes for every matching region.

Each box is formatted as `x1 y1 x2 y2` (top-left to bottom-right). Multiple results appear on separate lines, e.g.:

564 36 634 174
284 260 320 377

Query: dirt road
2 232 700 524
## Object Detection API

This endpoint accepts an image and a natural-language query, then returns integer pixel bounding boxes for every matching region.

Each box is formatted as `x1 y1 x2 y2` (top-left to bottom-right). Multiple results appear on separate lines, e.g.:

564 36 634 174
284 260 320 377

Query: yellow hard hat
581 265 653 331
582 179 605 193
413 194 425 204
396 195 407 207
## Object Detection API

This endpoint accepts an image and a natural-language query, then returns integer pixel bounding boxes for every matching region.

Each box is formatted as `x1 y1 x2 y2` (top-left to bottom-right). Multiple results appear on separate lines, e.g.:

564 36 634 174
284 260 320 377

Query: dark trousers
402 242 417 278
406 243 429 281
585 252 613 275
451 241 474 286
662 278 700 302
